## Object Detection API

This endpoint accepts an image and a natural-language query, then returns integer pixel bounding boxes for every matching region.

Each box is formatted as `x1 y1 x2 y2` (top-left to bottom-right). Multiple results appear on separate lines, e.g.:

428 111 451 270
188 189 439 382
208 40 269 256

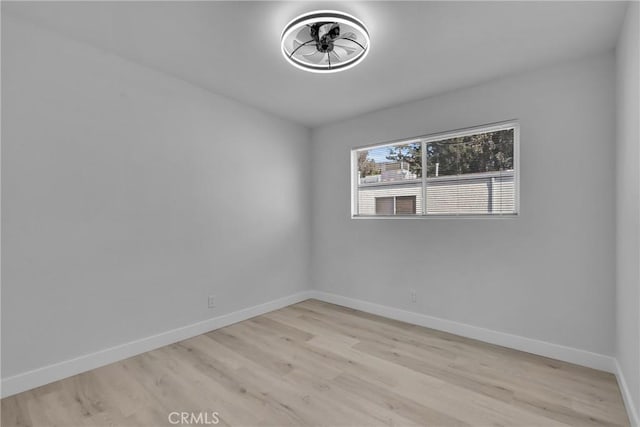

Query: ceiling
3 1 628 127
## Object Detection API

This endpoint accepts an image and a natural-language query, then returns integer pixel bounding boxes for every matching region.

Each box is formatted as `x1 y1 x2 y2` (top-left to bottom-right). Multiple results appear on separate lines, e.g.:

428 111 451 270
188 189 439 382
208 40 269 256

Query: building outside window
352 122 519 217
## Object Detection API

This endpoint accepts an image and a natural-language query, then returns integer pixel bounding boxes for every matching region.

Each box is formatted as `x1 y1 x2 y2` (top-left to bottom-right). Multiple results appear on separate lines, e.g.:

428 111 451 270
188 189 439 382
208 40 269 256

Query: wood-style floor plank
1 299 630 426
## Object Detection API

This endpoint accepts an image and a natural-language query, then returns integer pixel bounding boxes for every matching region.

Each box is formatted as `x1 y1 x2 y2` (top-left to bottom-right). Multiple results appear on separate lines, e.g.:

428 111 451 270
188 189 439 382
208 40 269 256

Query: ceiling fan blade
329 51 340 63
301 49 318 57
339 32 356 40
295 46 317 57
291 40 316 56
295 26 311 42
332 46 354 59
302 51 325 63
333 44 357 55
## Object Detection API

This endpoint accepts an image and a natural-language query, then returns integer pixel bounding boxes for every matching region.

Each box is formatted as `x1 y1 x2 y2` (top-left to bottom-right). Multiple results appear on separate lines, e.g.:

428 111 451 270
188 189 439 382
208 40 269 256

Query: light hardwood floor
1 299 630 427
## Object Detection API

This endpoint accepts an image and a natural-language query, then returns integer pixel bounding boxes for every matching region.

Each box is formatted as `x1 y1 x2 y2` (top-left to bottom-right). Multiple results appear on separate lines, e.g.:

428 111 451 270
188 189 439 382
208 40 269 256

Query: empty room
1 1 639 426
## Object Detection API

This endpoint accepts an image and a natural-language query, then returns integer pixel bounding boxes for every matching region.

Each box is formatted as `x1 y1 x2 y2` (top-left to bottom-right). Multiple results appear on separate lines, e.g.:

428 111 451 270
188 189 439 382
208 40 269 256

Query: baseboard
1 289 623 407
615 359 640 427
309 290 616 373
1 290 314 398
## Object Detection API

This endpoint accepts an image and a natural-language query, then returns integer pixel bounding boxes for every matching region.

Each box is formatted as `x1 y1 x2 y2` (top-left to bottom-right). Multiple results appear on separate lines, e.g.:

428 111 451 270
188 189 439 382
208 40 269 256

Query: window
375 196 417 215
352 121 519 217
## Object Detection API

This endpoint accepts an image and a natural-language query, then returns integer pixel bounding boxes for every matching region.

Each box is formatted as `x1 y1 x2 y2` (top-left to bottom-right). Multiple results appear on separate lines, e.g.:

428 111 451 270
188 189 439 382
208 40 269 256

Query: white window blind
352 122 519 217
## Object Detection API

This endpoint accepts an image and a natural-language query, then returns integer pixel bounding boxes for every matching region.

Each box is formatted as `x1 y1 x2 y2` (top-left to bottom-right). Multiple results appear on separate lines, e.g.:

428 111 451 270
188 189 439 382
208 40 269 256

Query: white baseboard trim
615 359 640 427
1 290 314 398
309 290 616 373
2 287 625 419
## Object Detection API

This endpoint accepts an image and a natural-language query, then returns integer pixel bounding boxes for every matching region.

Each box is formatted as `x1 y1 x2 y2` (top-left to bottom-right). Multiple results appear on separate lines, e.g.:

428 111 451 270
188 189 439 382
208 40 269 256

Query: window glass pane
358 142 422 183
426 129 513 176
375 197 394 215
352 124 517 217
356 142 422 216
426 128 515 215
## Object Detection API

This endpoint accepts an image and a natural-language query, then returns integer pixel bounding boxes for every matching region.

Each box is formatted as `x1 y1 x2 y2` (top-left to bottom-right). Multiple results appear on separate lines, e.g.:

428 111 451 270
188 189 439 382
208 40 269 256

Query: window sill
351 213 519 219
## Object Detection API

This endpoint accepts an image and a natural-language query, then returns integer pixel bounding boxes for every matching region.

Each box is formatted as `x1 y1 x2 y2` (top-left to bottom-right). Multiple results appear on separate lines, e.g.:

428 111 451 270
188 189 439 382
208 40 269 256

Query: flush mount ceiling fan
281 11 370 73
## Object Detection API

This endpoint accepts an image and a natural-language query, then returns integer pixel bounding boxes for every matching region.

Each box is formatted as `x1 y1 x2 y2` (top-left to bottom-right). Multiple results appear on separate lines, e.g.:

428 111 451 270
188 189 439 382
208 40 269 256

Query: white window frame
351 120 520 219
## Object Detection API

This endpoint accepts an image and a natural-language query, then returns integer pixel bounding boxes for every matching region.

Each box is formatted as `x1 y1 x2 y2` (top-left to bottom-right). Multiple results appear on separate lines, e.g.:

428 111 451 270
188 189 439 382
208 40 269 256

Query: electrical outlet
410 289 417 303
208 295 216 309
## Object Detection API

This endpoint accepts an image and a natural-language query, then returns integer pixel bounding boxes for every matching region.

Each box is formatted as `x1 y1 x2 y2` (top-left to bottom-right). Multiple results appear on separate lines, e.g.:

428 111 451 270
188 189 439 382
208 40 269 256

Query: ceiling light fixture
281 10 370 73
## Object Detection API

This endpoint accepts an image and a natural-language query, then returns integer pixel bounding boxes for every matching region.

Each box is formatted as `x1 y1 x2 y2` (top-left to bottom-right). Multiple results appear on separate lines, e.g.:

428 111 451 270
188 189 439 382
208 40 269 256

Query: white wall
311 52 616 356
616 1 640 421
0 5 631 409
1 15 310 379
